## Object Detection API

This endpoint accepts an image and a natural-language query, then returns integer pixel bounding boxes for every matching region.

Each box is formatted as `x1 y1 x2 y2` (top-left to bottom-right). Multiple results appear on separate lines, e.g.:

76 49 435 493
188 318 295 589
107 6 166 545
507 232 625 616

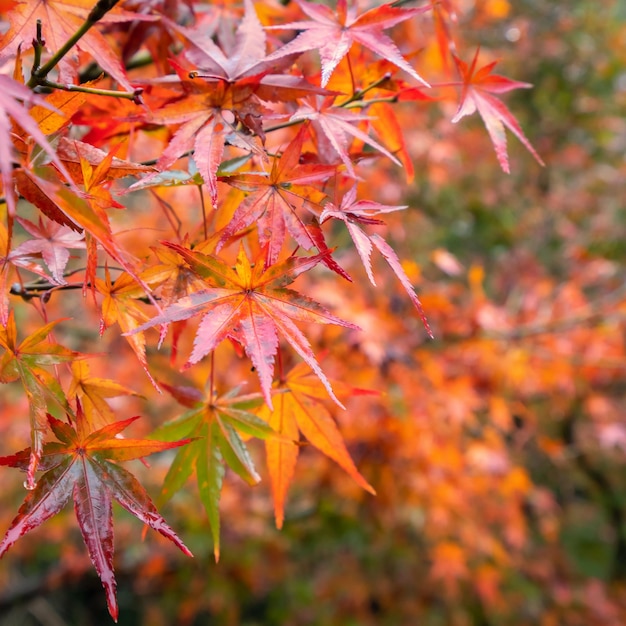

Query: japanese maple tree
0 0 546 621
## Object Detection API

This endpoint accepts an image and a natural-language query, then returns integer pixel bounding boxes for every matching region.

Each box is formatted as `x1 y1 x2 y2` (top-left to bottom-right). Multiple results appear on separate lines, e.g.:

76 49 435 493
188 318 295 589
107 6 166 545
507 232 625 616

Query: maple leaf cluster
0 0 543 620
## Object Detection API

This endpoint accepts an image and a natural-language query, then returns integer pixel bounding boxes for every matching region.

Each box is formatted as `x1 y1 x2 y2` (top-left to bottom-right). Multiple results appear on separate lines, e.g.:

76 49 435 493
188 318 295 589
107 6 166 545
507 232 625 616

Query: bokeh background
1 1 626 624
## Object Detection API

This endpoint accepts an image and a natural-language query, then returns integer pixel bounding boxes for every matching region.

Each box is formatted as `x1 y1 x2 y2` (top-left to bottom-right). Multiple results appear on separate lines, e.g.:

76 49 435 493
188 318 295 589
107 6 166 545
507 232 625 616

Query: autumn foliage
3 0 623 623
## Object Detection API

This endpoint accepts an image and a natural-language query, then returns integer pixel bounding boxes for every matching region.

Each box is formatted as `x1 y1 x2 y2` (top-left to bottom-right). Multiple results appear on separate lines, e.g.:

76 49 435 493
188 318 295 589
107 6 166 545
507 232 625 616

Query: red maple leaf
290 96 402 177
0 409 193 622
452 49 545 173
218 127 337 265
320 187 431 336
266 0 430 88
131 243 358 409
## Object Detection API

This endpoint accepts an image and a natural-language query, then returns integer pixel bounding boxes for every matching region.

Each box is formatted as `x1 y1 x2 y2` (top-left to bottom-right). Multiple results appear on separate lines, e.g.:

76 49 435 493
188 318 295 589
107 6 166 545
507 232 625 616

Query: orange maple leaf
258 361 376 529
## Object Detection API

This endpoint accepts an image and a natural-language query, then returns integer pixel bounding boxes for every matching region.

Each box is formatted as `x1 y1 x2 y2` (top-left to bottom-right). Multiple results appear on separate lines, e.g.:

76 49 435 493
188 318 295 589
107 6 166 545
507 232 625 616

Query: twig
339 73 393 107
27 0 137 102
37 78 143 103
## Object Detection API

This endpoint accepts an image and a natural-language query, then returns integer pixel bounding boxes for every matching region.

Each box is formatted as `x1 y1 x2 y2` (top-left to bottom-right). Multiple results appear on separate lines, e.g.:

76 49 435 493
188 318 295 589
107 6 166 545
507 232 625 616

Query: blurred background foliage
1 0 626 624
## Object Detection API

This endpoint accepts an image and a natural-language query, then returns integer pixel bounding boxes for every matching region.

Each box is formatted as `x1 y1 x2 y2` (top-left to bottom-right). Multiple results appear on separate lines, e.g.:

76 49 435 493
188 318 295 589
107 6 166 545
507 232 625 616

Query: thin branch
262 117 305 134
37 78 143 102
338 72 393 107
28 0 122 89
343 96 400 109
140 151 193 167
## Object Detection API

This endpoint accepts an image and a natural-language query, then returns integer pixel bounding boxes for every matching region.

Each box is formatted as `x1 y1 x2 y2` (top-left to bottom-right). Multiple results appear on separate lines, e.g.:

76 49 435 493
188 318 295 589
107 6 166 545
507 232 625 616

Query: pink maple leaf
320 187 431 336
266 0 429 88
451 49 545 173
12 217 86 285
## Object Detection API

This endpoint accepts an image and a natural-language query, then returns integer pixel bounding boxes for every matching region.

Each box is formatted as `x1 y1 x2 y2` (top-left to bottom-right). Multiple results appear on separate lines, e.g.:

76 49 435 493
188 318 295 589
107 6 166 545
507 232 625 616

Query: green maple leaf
154 382 275 562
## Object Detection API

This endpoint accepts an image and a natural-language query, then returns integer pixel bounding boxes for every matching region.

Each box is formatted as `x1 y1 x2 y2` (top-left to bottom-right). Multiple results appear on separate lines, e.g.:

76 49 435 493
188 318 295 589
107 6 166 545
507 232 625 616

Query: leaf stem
209 352 215 402
263 75 395 134
262 118 304 134
346 50 356 95
343 96 399 109
31 21 44 75
391 0 427 7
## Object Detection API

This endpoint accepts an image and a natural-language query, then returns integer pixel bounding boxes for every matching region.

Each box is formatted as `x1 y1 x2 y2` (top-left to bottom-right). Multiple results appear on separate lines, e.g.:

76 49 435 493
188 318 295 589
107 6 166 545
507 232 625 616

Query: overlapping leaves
0 312 84 486
137 0 329 205
0 0 140 90
218 127 336 265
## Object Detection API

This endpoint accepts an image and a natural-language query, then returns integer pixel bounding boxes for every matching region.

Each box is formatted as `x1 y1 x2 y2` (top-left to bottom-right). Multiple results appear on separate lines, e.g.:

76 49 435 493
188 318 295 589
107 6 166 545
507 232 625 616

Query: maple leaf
67 361 142 430
119 0 192 73
430 0 459 70
130 243 358 409
95 267 156 387
140 238 218 306
0 0 145 91
0 74 71 215
134 77 247 208
289 97 402 177
0 409 193 622
59 140 131 210
27 86 89 136
258 361 375 529
0 312 85 487
320 187 432 336
0 215 66 323
320 55 433 181
172 0 288 85
72 95 145 147
266 0 430 88
11 216 85 284
451 49 545 173
218 127 337 265
167 0 329 103
367 101 415 182
154 382 275 561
